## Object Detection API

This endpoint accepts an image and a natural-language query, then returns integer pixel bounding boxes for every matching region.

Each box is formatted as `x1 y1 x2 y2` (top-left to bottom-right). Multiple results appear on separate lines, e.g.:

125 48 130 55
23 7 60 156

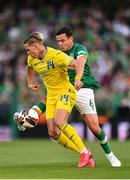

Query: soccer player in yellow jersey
23 31 94 168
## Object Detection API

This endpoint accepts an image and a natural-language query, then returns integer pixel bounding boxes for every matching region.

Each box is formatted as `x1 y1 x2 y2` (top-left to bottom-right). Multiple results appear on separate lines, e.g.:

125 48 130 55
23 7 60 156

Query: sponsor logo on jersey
56 50 62 55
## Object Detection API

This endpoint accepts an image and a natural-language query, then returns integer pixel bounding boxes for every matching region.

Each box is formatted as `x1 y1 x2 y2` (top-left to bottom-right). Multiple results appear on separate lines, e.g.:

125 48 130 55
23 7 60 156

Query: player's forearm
27 66 35 85
75 57 86 80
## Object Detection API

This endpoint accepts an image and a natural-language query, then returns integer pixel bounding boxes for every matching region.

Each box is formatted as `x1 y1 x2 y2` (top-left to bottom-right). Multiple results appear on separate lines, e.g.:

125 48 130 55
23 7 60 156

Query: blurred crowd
1 0 130 126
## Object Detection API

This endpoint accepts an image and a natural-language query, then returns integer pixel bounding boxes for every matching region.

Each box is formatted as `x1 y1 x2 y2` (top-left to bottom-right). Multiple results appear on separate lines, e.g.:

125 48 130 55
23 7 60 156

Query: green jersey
66 43 100 90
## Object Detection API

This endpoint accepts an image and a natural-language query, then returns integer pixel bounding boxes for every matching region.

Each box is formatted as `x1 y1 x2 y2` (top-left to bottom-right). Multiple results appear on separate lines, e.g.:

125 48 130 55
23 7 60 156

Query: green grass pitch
0 139 130 179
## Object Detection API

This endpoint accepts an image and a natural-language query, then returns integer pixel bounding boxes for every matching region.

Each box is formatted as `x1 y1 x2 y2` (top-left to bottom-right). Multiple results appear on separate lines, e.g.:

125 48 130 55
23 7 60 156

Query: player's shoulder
47 47 58 53
47 47 56 52
75 43 88 56
28 55 34 60
75 43 87 51
47 47 65 56
27 55 34 64
27 55 35 67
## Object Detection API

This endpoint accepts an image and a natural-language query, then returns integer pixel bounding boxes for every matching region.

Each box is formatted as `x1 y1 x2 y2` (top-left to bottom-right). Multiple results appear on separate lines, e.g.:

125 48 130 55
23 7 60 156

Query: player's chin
60 47 66 51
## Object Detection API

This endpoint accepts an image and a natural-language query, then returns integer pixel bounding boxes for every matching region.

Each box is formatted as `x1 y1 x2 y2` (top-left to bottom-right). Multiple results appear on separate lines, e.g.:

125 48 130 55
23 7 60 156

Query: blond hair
24 32 44 44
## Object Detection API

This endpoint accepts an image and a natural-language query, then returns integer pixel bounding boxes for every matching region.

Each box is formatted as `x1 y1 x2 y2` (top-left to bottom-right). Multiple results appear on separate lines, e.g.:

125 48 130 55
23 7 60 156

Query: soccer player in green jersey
54 26 121 167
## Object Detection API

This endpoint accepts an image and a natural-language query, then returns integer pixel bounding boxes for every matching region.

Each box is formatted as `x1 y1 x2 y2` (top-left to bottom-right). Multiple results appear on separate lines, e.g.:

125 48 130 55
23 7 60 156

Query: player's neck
65 42 74 53
68 42 74 50
39 47 47 60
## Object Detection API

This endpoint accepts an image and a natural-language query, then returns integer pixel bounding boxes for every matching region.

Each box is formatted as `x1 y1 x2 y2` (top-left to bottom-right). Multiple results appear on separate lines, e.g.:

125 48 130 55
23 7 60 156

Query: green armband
35 102 46 113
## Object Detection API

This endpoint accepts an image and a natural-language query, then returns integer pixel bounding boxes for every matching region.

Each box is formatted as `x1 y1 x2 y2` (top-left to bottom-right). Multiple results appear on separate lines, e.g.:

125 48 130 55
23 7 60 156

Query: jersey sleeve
27 55 33 67
55 50 73 66
75 45 89 59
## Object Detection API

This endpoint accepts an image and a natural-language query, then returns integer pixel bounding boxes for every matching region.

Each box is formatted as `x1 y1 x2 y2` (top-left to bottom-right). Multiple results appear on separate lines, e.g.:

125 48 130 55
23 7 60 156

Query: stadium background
0 0 130 141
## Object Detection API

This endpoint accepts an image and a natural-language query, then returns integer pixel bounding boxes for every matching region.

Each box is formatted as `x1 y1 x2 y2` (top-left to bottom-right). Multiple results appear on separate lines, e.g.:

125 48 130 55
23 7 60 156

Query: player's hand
28 84 41 91
74 80 83 91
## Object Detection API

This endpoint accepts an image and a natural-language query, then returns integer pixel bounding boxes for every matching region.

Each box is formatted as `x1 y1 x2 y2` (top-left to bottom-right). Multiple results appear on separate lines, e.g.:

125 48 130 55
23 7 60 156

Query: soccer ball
18 108 39 128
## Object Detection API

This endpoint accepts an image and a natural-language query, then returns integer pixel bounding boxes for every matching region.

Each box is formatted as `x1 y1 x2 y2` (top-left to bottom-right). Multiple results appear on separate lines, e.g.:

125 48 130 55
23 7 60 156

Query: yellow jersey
27 47 75 95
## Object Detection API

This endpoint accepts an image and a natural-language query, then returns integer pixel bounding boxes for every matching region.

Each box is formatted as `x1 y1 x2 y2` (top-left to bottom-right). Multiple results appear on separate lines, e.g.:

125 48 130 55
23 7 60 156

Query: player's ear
70 36 74 42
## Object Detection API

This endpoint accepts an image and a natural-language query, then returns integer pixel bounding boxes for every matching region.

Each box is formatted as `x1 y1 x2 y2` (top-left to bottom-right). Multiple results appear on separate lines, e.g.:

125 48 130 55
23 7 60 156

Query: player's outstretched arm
27 66 41 91
69 58 85 90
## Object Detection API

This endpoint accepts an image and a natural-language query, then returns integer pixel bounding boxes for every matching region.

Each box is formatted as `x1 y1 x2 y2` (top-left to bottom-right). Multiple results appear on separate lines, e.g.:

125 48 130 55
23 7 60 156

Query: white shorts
76 88 97 115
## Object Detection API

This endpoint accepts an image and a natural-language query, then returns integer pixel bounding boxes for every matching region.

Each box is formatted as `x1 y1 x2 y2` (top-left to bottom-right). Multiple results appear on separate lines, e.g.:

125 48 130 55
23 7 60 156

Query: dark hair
55 26 73 37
